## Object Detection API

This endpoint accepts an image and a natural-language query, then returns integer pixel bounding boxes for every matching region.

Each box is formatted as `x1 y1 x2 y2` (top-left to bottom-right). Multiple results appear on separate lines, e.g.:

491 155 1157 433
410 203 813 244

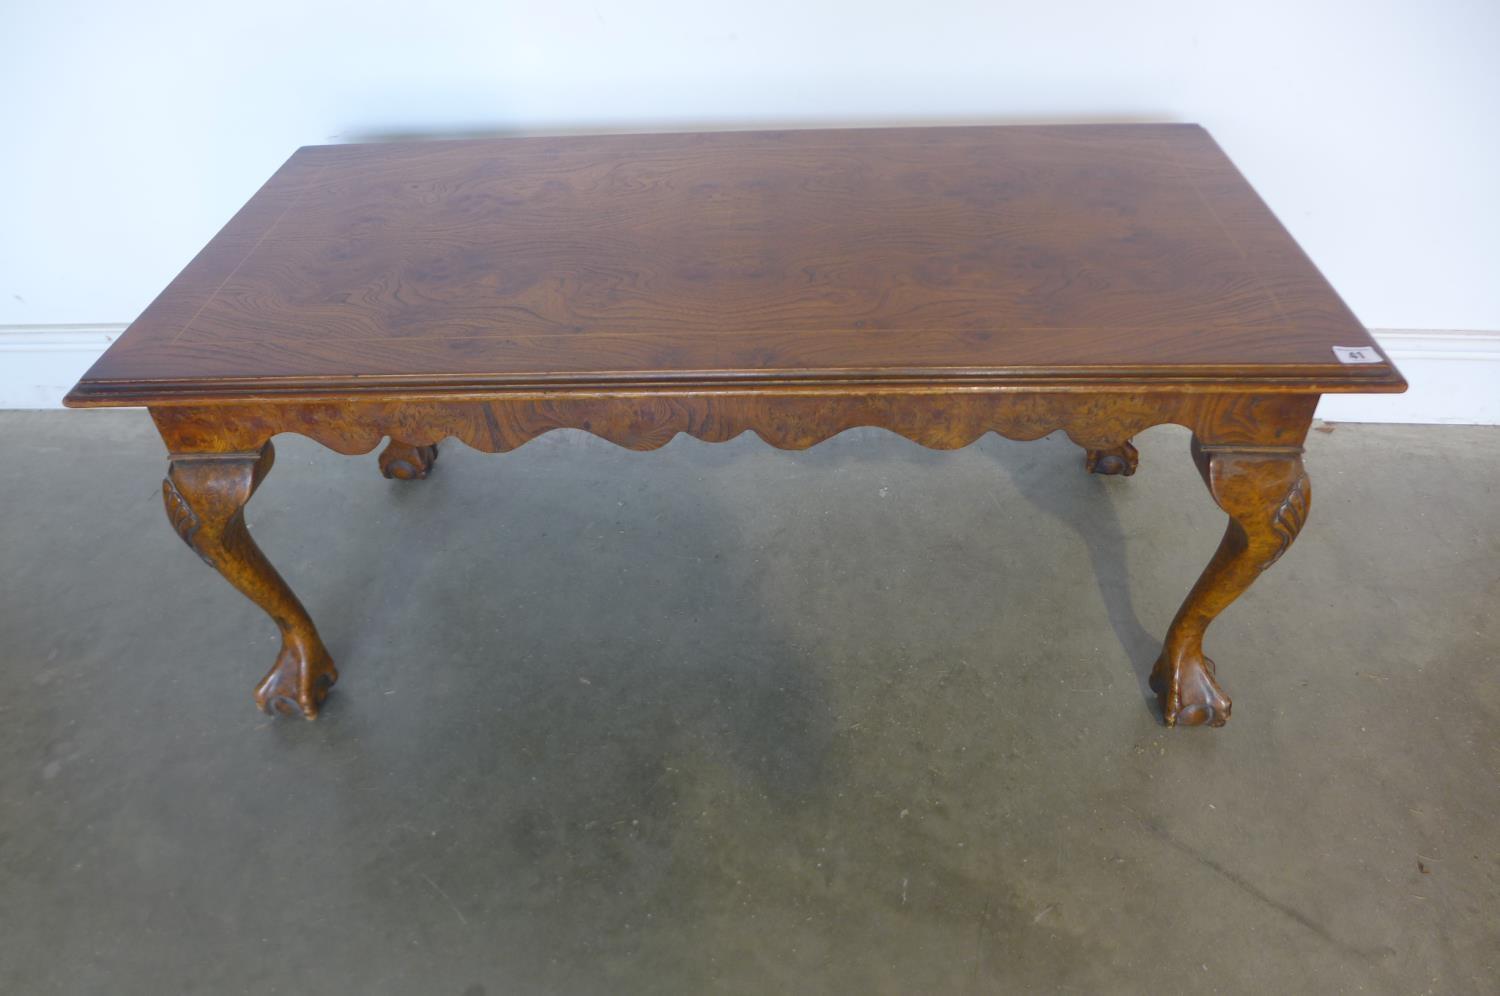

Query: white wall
3 1 1497 415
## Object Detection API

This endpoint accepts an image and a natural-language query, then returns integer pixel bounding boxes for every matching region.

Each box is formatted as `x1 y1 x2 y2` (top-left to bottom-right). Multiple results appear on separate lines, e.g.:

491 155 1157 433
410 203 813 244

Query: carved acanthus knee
379 439 439 480
164 443 337 718
1151 440 1310 727
163 446 273 563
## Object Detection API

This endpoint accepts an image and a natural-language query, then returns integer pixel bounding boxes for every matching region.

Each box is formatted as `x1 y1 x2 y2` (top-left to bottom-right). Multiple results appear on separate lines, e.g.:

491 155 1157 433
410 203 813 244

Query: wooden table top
68 124 1404 406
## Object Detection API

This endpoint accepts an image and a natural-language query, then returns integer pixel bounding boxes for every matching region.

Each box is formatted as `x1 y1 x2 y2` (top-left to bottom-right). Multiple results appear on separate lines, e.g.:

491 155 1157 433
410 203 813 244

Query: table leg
378 440 439 480
162 442 337 718
1151 438 1310 727
1085 440 1139 476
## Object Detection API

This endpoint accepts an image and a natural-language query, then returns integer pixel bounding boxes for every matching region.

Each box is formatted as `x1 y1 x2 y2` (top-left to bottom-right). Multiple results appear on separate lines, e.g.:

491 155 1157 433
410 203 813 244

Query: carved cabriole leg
1151 439 1310 727
163 443 337 718
378 439 439 480
1085 440 1139 476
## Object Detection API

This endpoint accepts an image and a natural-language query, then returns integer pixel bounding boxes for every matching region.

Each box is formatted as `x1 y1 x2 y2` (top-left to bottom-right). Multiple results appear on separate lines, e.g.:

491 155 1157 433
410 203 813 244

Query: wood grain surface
70 124 1403 724
67 124 1403 406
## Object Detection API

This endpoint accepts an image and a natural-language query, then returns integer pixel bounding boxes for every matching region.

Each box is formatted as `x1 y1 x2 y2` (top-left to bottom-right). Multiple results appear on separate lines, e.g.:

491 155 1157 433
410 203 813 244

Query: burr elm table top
66 124 1404 407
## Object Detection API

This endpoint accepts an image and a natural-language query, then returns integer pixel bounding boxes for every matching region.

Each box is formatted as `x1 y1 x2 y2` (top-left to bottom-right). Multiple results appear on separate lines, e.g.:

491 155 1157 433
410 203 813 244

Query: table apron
150 391 1317 456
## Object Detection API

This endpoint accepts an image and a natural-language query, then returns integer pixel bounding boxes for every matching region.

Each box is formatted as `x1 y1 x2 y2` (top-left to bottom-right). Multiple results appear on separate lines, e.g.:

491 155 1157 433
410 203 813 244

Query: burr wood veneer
66 124 1405 726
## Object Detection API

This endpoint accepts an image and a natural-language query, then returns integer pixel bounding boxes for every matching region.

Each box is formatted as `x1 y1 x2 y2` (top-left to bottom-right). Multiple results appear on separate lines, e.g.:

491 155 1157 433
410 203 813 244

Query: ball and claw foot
253 639 339 719
1150 650 1232 727
379 440 439 480
1086 441 1139 476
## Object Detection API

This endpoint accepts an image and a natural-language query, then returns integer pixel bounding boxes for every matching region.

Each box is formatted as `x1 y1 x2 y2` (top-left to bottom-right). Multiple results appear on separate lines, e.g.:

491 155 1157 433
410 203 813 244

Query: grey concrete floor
0 412 1496 995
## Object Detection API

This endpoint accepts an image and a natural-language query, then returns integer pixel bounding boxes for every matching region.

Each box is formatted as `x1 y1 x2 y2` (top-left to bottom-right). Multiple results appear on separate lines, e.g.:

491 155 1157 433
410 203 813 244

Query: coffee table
65 124 1405 727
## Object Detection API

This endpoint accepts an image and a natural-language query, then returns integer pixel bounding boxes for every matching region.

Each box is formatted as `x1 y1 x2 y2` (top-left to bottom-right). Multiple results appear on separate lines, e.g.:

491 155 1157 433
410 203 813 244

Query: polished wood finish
1151 440 1311 726
378 439 439 480
67 124 1402 403
68 125 1404 724
1086 440 1140 476
163 443 337 716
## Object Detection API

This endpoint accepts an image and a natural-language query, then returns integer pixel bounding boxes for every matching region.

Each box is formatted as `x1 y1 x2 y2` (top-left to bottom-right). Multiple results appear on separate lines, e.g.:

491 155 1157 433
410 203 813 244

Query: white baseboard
2 324 1495 425
1315 330 1499 425
0 325 125 410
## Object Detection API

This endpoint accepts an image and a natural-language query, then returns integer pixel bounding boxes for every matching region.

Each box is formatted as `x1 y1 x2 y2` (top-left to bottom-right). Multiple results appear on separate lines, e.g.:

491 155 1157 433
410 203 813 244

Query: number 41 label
1333 346 1383 364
